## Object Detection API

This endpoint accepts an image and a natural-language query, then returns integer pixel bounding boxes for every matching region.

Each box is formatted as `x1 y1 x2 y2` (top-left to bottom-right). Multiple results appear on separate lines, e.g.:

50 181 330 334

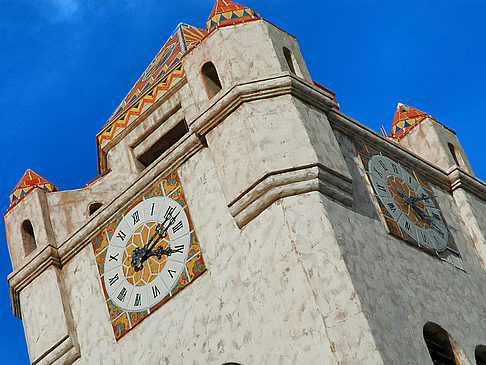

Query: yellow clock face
91 171 206 339
104 196 191 312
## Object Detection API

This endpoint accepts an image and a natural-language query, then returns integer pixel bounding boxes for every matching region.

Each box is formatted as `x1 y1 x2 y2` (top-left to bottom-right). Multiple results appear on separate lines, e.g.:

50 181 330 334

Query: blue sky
1 0 485 362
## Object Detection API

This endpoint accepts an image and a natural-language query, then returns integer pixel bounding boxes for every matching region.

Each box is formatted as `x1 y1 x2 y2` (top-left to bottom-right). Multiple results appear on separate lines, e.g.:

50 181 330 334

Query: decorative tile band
206 0 260 32
97 64 185 150
97 23 207 153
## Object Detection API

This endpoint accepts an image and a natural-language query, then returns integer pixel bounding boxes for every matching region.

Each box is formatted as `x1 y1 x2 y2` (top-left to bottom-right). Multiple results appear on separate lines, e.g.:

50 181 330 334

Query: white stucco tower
4 1 486 364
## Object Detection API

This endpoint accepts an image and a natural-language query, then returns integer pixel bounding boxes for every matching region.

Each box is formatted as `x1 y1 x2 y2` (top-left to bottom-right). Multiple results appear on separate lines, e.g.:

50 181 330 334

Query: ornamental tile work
97 23 207 151
390 103 434 139
9 169 59 207
206 0 260 32
91 170 206 340
353 138 462 268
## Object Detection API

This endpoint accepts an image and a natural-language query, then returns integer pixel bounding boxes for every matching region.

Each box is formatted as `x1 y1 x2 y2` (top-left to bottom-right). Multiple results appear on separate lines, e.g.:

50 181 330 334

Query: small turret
390 103 474 175
5 169 58 270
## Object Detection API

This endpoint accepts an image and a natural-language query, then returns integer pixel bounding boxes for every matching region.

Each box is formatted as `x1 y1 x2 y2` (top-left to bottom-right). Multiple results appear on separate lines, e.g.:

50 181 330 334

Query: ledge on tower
207 0 261 33
8 169 59 208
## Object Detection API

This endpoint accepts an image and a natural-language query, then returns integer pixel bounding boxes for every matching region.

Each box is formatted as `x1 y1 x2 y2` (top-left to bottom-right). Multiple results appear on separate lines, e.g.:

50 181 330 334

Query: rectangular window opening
137 119 188 168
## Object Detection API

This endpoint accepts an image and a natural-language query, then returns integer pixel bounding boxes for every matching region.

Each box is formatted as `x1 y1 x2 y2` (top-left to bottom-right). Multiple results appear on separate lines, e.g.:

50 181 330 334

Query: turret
390 103 474 175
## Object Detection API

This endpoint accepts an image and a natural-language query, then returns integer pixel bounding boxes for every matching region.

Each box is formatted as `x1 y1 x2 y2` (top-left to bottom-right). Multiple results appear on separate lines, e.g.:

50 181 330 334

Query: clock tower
4 1 486 364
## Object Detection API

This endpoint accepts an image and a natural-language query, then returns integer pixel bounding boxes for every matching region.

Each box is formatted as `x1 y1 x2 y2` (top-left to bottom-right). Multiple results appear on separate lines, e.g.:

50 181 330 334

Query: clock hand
409 201 431 225
397 188 433 225
130 222 165 270
147 211 180 253
132 210 181 271
410 195 437 204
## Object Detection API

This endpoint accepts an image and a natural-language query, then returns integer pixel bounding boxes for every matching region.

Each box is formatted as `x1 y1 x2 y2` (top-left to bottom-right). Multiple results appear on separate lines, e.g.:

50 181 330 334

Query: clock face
91 171 206 340
103 196 190 312
353 138 460 260
368 155 449 252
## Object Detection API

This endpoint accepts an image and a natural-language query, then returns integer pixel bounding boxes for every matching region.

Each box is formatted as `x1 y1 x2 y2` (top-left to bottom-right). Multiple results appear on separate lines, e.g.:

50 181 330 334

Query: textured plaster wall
61 148 343 364
332 130 486 363
399 119 474 175
21 267 75 363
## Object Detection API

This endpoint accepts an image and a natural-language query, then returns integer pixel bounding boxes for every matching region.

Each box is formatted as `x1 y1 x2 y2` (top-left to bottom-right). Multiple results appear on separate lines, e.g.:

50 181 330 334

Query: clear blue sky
1 0 485 362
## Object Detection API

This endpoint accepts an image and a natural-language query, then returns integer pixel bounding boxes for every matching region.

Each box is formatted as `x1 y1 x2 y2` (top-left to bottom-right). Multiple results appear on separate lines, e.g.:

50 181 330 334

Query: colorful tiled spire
9 169 59 207
390 103 435 139
206 0 260 32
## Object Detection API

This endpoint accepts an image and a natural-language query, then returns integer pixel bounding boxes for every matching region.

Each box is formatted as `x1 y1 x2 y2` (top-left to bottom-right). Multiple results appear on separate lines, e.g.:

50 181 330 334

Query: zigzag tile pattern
97 65 185 149
207 0 260 32
97 23 207 150
9 169 59 207
391 103 434 139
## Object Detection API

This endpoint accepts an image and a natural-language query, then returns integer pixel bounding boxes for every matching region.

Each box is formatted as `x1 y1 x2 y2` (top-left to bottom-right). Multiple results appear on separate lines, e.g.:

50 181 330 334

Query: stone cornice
328 110 453 192
190 73 338 135
8 245 61 318
448 166 486 200
229 164 353 228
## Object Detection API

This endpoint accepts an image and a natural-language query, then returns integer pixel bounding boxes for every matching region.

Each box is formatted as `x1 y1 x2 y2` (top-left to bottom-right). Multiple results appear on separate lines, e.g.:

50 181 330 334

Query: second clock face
368 155 449 252
103 196 191 312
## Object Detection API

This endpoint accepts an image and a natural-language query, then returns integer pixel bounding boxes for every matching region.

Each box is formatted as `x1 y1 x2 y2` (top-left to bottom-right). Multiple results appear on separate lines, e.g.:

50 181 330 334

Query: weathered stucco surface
333 130 486 363
4 10 486 365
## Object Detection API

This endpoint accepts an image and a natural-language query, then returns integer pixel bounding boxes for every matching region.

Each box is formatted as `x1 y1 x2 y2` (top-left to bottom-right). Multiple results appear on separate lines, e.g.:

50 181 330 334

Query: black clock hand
410 195 437 204
397 188 432 224
147 211 180 254
131 223 164 270
132 210 181 271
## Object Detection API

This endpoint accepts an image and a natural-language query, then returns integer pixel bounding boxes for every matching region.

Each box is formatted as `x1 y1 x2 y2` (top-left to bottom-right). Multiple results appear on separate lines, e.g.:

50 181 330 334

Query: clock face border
91 170 206 340
353 138 460 257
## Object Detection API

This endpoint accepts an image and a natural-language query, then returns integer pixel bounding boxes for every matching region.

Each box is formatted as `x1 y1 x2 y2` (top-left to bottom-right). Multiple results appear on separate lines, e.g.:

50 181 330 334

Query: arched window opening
89 202 103 216
448 143 461 166
476 345 486 365
423 322 457 365
283 47 296 74
201 62 222 98
21 220 37 255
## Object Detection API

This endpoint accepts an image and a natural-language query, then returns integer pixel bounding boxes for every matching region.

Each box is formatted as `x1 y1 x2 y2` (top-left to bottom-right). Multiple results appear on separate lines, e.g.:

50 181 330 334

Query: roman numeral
432 212 441 220
172 221 183 233
379 161 388 171
168 269 177 279
373 167 383 178
376 184 386 192
164 206 176 219
150 203 155 216
152 286 160 298
420 232 427 242
109 253 119 262
404 221 411 230
134 293 141 307
173 244 184 253
434 227 445 238
117 287 127 302
387 202 397 213
116 230 126 241
132 211 140 225
408 176 413 184
391 164 399 174
109 273 119 286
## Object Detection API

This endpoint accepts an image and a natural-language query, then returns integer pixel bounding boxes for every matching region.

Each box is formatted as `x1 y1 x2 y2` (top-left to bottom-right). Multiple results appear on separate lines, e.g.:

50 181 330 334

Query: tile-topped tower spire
390 102 435 139
9 169 59 207
206 0 260 32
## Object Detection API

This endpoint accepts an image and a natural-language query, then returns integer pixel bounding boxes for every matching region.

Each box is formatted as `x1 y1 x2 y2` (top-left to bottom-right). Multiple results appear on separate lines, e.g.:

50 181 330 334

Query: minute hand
410 195 437 204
